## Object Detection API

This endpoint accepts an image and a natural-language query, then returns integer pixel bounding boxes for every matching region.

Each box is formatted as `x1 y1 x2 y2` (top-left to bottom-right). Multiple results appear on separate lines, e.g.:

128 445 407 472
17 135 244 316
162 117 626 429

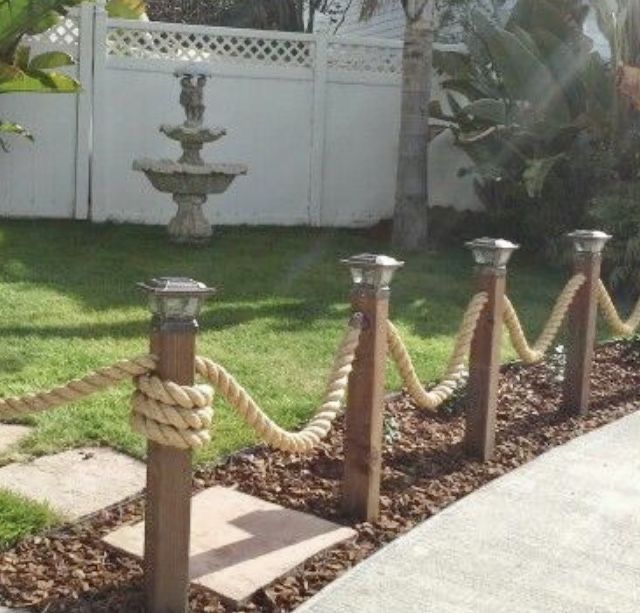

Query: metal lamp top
138 277 215 320
341 253 405 289
465 237 519 270
567 230 611 254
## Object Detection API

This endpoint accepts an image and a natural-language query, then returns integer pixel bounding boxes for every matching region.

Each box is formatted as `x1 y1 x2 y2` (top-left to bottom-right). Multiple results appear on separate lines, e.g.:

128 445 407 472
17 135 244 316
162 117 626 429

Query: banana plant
0 0 84 146
0 0 147 148
432 0 612 198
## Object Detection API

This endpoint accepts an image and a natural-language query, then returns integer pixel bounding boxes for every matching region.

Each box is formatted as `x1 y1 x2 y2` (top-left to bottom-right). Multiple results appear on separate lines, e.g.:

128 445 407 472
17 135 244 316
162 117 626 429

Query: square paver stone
104 486 356 605
0 447 145 519
0 424 31 454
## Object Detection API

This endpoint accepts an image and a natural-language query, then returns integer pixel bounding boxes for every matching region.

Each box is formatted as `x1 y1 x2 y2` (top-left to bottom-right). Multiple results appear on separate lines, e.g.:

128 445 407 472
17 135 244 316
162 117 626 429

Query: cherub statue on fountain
180 73 207 128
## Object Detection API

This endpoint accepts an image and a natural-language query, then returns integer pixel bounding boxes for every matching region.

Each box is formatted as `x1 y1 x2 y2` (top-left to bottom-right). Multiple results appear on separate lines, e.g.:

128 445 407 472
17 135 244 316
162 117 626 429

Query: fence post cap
465 238 519 270
341 253 404 289
566 230 611 254
137 277 215 320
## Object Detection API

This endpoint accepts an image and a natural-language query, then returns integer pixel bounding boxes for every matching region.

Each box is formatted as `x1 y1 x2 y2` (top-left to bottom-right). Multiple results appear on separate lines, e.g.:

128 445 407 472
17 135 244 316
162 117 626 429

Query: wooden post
139 278 214 613
341 254 403 522
464 238 518 462
562 230 611 416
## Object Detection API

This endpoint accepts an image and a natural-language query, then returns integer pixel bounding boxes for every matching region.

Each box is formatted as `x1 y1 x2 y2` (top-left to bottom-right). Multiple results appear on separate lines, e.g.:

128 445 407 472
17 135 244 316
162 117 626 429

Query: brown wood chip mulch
2 340 640 612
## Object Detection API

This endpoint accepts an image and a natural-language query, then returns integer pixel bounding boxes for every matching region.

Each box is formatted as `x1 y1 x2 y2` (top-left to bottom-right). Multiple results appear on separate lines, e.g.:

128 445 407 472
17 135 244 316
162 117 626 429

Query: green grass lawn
0 489 59 548
0 219 574 465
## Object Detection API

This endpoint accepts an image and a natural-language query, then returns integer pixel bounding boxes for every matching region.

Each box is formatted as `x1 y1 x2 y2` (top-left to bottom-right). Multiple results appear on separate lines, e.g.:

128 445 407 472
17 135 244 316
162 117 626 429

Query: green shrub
590 181 640 295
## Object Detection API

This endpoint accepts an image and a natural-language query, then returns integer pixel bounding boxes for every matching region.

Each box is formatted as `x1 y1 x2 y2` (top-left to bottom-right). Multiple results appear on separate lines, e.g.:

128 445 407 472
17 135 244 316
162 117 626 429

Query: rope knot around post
131 374 215 450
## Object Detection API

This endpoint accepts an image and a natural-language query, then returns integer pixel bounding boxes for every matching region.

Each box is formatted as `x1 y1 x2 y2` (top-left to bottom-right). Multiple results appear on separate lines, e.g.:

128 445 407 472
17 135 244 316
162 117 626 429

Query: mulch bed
2 340 640 611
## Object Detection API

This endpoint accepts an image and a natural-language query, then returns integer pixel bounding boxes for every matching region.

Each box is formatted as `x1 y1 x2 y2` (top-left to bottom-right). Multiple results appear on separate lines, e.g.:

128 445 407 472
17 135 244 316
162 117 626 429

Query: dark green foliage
0 0 87 148
426 205 491 246
431 0 614 252
591 181 640 295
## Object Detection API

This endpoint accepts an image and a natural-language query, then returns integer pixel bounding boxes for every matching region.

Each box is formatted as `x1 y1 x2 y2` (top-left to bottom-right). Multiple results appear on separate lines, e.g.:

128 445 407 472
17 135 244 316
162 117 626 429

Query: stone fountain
133 65 247 244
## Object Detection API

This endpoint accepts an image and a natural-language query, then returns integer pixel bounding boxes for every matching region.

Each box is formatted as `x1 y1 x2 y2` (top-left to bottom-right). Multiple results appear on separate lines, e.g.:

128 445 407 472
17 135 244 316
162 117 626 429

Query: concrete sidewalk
299 412 640 613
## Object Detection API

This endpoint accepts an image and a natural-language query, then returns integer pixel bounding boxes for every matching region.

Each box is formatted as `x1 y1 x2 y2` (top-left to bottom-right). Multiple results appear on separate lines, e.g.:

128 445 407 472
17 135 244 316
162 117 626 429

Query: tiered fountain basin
160 125 227 144
132 159 247 195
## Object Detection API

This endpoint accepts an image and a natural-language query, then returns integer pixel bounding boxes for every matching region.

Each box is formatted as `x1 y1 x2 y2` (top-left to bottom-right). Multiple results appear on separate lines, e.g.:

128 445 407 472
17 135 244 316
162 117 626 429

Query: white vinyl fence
0 2 480 228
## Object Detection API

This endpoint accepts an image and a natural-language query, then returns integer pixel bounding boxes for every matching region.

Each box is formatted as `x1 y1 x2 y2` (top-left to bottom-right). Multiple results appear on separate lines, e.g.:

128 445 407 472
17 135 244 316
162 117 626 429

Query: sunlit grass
0 219 574 464
0 489 59 549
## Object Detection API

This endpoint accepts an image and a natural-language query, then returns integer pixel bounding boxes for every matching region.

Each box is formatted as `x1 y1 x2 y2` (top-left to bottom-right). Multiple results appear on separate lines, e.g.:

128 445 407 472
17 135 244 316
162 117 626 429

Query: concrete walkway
299 412 640 613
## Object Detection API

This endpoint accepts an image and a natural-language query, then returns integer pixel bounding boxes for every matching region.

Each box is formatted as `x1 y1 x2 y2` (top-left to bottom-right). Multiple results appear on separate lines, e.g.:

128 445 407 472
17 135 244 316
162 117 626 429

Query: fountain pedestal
169 194 211 243
133 65 247 244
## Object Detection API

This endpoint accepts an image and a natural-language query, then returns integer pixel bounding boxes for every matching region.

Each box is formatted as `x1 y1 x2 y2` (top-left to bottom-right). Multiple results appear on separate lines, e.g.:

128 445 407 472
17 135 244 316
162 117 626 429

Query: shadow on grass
0 220 569 342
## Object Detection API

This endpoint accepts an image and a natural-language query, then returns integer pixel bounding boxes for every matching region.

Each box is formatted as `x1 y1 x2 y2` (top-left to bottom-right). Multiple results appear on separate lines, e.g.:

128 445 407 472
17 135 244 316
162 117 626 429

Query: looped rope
503 274 586 363
194 313 363 452
0 356 156 419
387 292 488 411
596 279 640 337
130 375 214 450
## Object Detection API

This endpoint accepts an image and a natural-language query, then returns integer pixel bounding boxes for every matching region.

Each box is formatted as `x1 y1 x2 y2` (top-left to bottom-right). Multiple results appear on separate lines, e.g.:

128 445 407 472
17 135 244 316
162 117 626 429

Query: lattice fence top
28 16 80 49
106 26 314 68
327 41 402 75
25 12 403 77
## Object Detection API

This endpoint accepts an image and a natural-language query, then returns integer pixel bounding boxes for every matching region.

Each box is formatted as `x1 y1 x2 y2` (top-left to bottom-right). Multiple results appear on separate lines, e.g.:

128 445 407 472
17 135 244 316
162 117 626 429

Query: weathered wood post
465 238 518 461
139 277 215 613
562 230 611 416
341 254 404 522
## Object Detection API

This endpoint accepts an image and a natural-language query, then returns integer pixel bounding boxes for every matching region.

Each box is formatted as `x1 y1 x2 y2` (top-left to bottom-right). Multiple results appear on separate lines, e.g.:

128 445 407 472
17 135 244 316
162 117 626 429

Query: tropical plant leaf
509 24 543 61
432 47 472 78
0 119 32 139
0 0 83 58
24 10 63 36
440 77 492 101
540 34 589 115
0 62 79 93
509 0 589 41
522 153 565 197
461 98 507 124
28 51 75 70
446 91 464 116
471 10 570 122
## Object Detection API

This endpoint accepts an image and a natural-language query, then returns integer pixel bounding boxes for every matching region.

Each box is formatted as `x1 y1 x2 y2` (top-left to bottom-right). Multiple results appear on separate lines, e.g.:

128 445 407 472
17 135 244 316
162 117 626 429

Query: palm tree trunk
391 0 433 250
623 0 640 64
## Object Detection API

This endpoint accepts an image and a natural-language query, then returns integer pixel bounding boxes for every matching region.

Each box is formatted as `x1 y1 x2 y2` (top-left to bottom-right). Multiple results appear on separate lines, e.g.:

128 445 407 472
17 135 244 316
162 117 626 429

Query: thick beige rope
596 279 640 336
503 274 586 363
387 292 489 411
0 356 156 419
130 375 214 450
194 314 363 452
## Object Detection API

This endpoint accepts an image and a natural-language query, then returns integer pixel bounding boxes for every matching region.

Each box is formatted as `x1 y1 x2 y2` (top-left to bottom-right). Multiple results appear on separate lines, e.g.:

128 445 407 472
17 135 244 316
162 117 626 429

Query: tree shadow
189 508 345 584
0 220 569 342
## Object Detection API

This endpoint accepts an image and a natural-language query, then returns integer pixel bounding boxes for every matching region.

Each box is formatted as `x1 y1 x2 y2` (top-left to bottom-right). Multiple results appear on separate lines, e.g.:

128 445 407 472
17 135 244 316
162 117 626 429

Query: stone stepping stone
0 425 31 455
105 486 356 606
0 448 145 519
